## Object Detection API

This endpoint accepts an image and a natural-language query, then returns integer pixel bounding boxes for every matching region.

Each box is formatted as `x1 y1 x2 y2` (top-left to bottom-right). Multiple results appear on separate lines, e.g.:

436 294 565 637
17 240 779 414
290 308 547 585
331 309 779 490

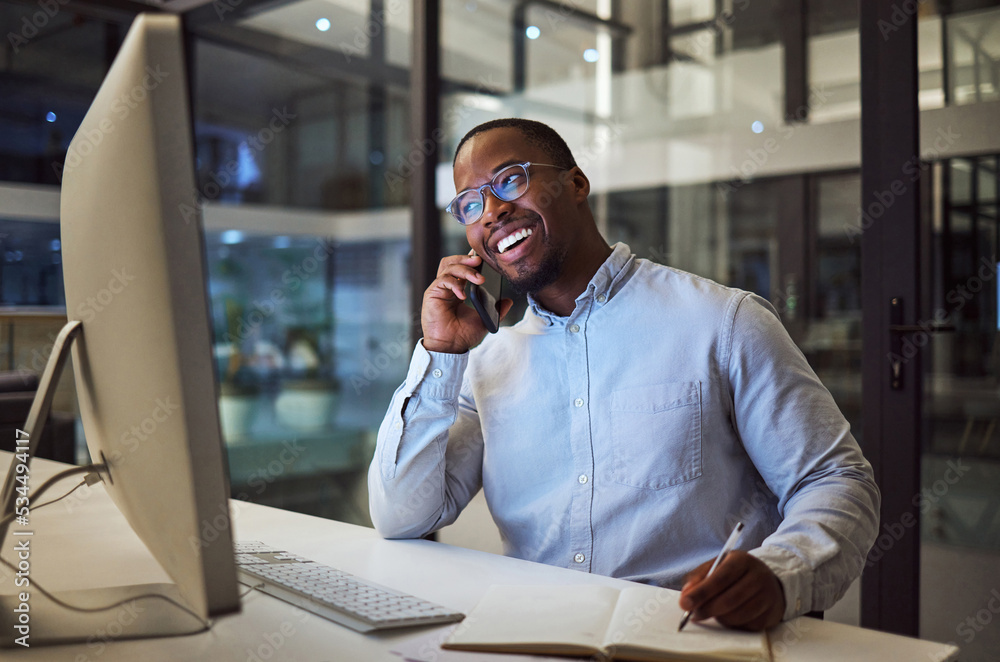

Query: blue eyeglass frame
447 162 565 226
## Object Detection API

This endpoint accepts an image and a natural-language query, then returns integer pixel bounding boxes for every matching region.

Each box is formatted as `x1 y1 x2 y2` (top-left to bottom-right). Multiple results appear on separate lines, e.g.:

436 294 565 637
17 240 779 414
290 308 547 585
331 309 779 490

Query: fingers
428 254 484 301
437 253 484 283
678 551 785 632
679 555 744 612
424 254 481 301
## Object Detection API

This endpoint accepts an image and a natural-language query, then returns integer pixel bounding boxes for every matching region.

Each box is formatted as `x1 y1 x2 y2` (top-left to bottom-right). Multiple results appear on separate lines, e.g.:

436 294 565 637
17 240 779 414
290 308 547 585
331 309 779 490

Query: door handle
888 297 956 390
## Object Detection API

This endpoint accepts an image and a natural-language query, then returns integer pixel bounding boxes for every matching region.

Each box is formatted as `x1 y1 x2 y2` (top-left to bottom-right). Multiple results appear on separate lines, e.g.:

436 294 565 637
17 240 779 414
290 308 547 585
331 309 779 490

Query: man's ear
570 167 590 203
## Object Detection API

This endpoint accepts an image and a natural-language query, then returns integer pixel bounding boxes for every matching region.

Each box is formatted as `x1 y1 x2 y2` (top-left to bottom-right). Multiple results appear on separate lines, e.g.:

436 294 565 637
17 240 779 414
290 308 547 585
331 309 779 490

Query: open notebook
443 584 769 662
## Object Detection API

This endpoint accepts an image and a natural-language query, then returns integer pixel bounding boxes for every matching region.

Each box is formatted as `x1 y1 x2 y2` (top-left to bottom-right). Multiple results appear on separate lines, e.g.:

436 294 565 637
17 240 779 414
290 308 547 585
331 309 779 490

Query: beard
504 229 568 295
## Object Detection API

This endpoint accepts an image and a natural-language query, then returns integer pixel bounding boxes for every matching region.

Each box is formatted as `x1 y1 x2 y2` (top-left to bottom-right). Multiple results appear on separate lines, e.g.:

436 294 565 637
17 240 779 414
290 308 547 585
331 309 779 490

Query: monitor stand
0 320 210 647
0 320 84 541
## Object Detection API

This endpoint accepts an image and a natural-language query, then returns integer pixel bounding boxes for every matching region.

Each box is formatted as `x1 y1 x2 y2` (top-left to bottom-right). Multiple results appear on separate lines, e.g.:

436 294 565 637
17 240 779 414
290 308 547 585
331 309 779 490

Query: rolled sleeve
729 294 880 619
369 340 483 539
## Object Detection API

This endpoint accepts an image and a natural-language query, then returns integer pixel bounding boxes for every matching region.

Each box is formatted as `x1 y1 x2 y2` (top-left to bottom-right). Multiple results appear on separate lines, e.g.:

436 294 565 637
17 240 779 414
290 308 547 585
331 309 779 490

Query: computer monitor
0 13 240 645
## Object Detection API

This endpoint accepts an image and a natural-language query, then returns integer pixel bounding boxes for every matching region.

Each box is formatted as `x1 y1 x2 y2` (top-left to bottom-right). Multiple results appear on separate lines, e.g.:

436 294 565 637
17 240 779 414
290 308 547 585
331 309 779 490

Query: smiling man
368 118 880 631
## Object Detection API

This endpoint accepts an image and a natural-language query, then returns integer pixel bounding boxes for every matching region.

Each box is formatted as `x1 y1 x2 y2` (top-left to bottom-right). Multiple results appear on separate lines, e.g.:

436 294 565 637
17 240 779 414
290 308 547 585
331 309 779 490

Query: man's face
454 128 581 294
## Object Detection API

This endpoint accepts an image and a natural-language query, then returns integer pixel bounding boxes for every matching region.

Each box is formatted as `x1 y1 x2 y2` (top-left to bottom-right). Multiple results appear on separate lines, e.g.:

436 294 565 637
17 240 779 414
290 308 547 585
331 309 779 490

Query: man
368 118 879 631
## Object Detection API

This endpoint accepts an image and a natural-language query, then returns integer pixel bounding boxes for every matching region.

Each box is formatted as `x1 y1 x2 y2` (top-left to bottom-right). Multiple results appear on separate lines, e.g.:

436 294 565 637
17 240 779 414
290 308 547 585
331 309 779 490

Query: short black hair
453 118 577 170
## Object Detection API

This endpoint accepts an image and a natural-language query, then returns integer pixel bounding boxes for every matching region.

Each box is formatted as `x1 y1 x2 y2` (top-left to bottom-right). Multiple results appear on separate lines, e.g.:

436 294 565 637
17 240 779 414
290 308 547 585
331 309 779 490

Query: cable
0 465 210 628
34 479 87 510
0 464 101 531
0 553 208 626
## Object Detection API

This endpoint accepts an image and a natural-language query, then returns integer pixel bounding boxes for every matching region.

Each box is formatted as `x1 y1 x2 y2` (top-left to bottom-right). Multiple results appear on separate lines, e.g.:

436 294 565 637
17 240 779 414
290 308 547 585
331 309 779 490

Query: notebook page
604 585 767 661
445 584 621 652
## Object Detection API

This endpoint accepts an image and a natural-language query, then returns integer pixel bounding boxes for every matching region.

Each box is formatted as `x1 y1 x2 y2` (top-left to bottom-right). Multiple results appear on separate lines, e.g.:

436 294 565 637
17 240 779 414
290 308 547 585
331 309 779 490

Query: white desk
0 453 959 661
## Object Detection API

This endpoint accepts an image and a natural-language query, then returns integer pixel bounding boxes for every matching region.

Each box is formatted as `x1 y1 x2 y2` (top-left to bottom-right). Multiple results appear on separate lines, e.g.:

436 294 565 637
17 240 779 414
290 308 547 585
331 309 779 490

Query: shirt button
596 294 607 303
394 422 402 430
432 369 443 378
578 474 588 484
574 553 585 563
574 398 584 407
569 324 580 333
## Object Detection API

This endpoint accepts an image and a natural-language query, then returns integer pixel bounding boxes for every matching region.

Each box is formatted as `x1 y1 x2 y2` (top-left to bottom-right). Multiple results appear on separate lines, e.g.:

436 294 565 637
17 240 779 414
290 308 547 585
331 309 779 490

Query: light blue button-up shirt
368 243 879 620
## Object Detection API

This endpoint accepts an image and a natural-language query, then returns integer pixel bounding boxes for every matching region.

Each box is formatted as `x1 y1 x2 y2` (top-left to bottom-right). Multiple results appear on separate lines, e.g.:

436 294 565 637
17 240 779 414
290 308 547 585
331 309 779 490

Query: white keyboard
234 541 464 633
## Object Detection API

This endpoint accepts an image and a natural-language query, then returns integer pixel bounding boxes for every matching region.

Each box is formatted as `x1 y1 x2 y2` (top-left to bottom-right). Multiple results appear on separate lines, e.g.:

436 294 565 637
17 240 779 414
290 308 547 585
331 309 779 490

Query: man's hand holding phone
421 252 513 354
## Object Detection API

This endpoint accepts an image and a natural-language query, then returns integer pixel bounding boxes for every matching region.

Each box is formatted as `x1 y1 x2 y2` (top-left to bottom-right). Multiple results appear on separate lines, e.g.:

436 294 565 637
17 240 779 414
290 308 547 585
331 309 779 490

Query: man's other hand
678 550 785 631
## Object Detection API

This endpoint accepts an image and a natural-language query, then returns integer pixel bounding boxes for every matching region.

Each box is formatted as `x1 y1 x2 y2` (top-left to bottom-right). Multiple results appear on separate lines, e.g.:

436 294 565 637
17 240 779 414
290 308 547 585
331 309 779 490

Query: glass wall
0 0 414 526
184 2 413 524
0 1 131 463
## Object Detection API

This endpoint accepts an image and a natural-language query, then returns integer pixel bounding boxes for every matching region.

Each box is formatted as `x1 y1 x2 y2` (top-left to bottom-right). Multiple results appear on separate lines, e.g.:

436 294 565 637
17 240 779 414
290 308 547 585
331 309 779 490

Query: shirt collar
526 243 635 323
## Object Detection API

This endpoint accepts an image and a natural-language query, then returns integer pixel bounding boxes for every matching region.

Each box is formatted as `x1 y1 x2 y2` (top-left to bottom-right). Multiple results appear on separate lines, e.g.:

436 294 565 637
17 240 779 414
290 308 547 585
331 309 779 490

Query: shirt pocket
610 381 703 489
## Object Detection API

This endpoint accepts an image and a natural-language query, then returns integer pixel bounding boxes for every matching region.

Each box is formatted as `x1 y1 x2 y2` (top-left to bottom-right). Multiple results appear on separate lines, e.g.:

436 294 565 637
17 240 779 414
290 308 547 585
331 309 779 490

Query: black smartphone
467 254 504 333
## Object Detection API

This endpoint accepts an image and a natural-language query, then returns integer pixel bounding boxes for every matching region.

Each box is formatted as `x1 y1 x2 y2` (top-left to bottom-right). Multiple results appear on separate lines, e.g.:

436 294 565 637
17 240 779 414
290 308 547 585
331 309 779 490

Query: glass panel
727 180 782 301
439 0 513 90
807 25 861 123
183 3 411 525
805 1 1000 118
0 219 63 307
947 7 1000 105
235 0 373 59
920 154 1000 661
670 0 715 25
812 174 862 430
0 3 130 184
671 30 718 66
525 5 603 88
802 172 863 625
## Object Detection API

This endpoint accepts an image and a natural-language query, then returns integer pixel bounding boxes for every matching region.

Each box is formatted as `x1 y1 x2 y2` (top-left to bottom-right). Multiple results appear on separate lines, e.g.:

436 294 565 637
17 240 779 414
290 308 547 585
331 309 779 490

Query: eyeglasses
447 162 565 226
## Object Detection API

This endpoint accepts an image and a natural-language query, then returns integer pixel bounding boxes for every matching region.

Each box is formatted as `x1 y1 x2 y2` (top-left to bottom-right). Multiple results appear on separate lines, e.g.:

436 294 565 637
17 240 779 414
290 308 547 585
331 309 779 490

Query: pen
677 521 745 632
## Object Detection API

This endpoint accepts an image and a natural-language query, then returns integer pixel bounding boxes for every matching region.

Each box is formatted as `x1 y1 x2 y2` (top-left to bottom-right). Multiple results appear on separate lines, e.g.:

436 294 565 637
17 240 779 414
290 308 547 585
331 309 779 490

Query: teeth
498 228 533 254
